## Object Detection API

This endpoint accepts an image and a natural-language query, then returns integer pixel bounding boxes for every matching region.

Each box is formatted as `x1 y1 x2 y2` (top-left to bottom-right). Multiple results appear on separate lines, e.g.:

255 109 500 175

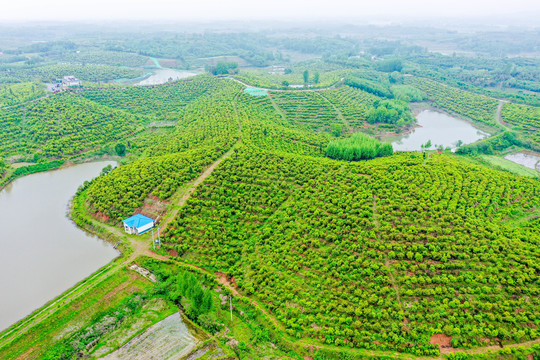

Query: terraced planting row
161 148 540 357
80 75 229 121
0 93 146 159
270 91 342 133
405 77 499 126
321 85 382 129
85 83 242 222
236 92 329 156
0 63 144 83
501 103 540 148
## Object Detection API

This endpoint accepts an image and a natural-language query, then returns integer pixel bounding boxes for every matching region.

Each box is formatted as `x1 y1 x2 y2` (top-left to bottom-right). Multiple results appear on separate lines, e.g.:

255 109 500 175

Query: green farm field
0 28 539 360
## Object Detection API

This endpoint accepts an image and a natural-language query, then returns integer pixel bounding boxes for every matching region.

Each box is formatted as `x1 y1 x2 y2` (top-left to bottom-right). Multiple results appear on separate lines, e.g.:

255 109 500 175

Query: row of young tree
159 146 540 356
67 72 540 357
501 103 540 148
404 76 499 126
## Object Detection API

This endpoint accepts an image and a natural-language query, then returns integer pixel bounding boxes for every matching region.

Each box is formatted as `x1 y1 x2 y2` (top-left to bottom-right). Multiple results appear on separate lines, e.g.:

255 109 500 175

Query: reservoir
137 69 197 86
0 162 119 331
386 110 490 151
504 152 540 171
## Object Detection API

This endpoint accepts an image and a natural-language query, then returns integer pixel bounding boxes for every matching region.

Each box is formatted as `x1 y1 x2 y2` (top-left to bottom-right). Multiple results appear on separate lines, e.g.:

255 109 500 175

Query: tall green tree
303 70 309 84
313 71 320 84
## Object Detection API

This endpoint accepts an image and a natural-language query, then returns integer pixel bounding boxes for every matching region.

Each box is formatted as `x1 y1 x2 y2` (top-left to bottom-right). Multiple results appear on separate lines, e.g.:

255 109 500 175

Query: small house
62 75 82 88
122 214 155 235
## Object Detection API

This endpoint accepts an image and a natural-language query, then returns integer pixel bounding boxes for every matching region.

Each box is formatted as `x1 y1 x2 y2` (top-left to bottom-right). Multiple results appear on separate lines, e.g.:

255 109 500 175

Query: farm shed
62 75 82 88
122 214 155 235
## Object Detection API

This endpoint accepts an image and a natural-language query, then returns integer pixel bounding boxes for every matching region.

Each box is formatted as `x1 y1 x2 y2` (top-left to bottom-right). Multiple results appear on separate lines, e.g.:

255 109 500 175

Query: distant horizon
0 15 539 30
1 0 539 24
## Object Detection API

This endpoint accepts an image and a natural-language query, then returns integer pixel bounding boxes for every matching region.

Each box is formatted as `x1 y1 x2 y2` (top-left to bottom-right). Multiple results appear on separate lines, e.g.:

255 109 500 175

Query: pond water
137 69 197 86
385 110 490 151
504 152 540 170
0 162 119 331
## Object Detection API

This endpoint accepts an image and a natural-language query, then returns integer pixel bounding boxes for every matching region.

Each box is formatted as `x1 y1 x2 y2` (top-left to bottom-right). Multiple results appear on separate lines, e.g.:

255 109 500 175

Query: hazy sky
1 0 539 21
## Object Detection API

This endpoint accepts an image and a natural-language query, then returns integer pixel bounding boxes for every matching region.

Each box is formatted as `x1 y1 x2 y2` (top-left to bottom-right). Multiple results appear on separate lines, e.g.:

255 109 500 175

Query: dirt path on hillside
232 92 243 141
0 148 238 348
229 77 344 93
495 99 512 131
157 148 235 236
267 92 288 121
316 91 352 132
372 194 405 310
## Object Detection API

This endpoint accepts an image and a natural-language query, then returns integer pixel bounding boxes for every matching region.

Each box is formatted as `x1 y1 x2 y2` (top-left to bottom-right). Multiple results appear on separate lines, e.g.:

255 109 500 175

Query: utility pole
230 296 233 322
152 228 155 250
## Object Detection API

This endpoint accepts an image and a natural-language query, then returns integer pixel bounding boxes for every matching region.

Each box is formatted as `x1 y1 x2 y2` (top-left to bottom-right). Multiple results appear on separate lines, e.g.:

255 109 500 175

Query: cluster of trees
326 132 393 160
374 58 403 73
85 80 243 222
86 148 225 222
390 85 427 102
166 271 213 321
456 131 521 155
366 99 414 127
205 61 239 75
160 147 540 356
344 77 393 98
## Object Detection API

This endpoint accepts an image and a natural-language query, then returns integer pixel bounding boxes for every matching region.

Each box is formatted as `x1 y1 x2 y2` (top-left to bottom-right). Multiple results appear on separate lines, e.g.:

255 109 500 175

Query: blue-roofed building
122 214 155 235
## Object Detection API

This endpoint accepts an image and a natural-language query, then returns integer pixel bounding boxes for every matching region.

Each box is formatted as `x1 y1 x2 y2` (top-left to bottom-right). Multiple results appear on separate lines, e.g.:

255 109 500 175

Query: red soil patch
430 333 453 352
144 249 169 261
526 354 534 360
93 211 110 222
216 272 239 296
168 249 178 257
373 340 381 345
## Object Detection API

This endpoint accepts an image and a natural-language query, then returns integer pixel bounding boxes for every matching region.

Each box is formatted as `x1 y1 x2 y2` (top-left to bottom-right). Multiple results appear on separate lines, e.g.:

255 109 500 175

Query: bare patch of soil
430 333 454 353
138 196 168 221
216 272 239 296
94 212 110 222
